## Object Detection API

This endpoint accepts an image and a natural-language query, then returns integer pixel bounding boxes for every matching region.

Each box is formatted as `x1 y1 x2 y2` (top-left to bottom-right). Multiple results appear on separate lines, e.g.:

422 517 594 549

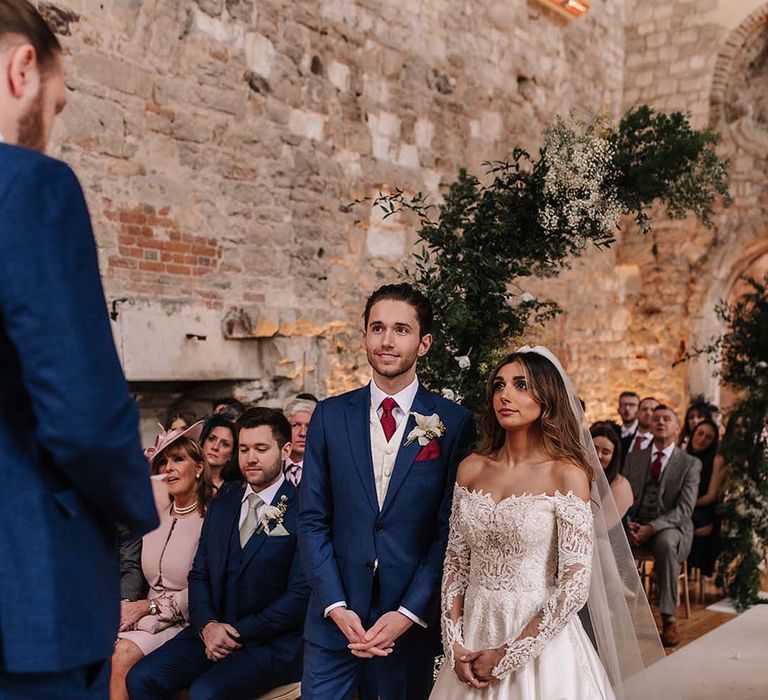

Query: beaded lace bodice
441 486 593 679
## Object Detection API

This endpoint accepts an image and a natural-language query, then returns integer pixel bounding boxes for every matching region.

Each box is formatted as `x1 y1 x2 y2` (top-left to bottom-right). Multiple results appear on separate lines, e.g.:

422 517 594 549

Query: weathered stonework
39 0 767 431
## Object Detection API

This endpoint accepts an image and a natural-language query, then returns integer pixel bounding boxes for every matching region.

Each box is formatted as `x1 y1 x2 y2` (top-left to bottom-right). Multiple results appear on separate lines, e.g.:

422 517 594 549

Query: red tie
632 434 644 452
380 397 398 442
650 451 664 480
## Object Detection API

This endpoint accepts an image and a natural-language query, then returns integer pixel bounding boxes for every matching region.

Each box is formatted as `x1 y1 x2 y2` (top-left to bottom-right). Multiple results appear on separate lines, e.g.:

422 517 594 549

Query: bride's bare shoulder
551 460 591 502
456 452 493 487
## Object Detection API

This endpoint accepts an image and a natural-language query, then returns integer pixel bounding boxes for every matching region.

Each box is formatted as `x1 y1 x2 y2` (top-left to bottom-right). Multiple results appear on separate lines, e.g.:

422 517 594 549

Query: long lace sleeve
492 493 593 679
441 486 471 670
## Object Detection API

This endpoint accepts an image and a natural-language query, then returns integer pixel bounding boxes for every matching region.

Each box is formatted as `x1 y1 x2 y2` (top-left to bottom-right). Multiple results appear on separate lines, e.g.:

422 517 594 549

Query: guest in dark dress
199 414 242 494
686 419 724 576
678 396 718 450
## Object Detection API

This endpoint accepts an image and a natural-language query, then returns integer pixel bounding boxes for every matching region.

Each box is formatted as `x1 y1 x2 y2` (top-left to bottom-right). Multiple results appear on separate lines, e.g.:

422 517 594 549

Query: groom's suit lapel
345 385 379 513
381 384 436 516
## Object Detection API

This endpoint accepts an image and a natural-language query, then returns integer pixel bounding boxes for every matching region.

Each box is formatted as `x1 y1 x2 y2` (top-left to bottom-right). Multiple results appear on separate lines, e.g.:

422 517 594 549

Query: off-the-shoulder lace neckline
456 484 587 507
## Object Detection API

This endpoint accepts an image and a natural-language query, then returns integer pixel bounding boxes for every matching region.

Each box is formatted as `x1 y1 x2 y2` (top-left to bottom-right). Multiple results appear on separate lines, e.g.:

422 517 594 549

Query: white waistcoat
369 403 410 509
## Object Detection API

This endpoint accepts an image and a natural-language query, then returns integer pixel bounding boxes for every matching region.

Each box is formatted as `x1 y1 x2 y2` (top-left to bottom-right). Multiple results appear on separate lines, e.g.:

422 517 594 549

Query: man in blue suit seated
299 283 476 699
0 2 158 698
127 407 310 700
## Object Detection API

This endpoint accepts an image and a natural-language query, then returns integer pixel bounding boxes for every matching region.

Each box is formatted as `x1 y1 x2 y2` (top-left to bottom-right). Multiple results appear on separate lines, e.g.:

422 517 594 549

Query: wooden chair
175 684 300 700
633 548 691 619
257 683 301 700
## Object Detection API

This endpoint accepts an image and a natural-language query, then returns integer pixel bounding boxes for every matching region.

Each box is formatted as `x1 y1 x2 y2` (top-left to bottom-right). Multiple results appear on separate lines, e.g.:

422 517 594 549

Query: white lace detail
490 491 593 678
441 487 470 669
440 486 593 680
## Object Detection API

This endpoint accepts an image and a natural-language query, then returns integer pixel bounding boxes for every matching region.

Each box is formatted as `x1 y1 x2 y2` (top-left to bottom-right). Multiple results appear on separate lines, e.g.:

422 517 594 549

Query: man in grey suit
624 405 701 647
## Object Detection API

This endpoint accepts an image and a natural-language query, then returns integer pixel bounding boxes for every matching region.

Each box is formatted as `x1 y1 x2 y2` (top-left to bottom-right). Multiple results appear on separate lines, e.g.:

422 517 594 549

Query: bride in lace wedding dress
431 348 672 700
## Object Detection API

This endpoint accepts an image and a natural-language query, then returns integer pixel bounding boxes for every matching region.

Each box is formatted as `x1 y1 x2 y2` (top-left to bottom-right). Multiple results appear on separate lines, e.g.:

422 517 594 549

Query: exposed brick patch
105 203 222 283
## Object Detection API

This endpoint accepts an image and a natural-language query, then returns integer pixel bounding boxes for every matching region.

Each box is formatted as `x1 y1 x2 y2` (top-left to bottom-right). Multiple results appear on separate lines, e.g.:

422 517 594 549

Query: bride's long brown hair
478 352 593 481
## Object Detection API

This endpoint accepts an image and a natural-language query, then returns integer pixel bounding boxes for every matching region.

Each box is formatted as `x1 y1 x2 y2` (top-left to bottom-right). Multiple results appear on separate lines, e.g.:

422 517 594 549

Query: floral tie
285 462 302 486
380 397 398 442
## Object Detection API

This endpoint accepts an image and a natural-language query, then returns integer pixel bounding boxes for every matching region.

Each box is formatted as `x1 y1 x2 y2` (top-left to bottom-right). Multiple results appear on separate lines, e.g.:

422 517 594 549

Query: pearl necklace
172 500 199 516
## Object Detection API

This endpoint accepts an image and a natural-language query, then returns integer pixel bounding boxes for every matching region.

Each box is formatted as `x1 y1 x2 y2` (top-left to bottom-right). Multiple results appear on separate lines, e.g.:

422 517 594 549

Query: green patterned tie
239 492 263 547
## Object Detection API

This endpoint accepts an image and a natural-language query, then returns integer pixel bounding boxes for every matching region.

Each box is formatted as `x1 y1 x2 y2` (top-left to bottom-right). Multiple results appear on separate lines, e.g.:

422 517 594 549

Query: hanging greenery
709 277 768 610
373 106 730 414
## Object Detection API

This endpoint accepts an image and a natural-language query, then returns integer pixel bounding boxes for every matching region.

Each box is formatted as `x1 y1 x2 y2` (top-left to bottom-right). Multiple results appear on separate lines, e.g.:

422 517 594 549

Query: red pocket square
415 440 441 462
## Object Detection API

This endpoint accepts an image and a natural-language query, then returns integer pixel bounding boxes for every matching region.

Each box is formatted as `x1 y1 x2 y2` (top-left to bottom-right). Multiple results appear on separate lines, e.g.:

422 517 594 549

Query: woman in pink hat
109 421 213 700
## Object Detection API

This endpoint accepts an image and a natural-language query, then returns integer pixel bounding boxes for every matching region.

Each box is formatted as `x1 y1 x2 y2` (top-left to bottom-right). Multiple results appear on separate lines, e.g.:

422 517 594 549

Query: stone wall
40 0 768 431
46 0 628 428
527 0 768 422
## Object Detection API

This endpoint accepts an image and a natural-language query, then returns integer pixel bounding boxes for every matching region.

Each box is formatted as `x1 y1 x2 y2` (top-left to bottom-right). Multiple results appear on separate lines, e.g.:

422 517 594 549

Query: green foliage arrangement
374 106 730 414
709 277 768 610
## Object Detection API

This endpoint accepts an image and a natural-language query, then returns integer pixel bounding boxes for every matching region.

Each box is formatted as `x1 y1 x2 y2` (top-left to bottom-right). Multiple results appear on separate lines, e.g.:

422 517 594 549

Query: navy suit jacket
188 480 309 662
0 144 158 673
298 383 475 650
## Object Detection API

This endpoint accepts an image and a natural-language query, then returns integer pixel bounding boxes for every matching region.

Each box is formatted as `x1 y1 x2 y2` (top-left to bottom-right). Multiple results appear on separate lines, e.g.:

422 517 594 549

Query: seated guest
111 432 213 700
212 397 246 421
590 422 633 520
617 390 640 456
127 408 309 700
120 537 147 603
165 411 197 432
625 396 659 459
283 397 316 486
199 414 240 493
678 395 718 449
146 422 205 475
686 419 724 577
624 405 701 647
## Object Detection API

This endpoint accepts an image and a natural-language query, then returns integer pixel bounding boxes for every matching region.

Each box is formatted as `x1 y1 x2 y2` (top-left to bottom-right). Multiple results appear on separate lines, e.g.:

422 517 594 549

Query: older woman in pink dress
109 422 213 700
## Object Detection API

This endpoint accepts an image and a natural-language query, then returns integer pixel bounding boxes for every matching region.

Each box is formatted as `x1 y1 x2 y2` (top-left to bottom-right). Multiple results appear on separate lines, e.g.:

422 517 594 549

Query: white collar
241 474 285 506
621 420 638 437
652 442 675 460
370 376 419 413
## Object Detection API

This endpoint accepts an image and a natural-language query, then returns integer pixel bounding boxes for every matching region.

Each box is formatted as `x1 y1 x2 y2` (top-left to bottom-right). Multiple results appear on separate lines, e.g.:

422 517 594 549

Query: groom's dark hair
363 283 433 337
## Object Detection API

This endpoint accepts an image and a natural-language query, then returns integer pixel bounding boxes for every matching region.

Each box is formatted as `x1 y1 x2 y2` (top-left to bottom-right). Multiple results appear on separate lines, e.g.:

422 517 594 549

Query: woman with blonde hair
110 423 214 700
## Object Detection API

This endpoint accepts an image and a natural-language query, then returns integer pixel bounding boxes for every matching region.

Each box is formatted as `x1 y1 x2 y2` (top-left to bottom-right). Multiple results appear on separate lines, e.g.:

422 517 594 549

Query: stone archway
687 5 768 405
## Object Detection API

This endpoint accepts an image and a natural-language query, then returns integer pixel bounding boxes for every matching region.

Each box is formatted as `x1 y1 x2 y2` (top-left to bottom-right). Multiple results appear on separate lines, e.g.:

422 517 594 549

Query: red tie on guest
632 434 645 451
380 397 398 442
650 450 664 480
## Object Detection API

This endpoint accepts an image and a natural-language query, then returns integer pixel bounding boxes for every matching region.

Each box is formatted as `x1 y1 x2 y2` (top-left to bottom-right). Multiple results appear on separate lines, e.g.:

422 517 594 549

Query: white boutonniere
404 412 446 447
259 495 290 536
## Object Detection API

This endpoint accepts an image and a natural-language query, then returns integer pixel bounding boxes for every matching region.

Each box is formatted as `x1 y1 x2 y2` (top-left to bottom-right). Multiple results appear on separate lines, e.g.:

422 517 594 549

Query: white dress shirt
238 475 285 528
369 376 419 430
325 376 427 628
621 420 638 439
650 442 675 477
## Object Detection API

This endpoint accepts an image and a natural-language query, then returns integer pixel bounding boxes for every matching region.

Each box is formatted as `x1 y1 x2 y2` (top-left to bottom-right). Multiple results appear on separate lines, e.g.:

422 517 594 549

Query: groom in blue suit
0 3 158 698
299 283 475 699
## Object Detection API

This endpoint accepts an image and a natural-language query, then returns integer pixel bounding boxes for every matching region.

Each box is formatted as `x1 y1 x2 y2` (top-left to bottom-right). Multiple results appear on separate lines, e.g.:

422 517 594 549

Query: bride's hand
453 644 490 689
464 647 505 682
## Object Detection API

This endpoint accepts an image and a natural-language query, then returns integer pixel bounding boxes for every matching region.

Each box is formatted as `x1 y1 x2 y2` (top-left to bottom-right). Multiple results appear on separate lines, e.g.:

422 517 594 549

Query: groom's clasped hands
329 608 414 658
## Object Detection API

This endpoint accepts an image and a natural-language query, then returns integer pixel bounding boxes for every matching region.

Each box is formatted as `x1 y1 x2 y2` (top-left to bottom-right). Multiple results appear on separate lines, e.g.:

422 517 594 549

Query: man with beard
127 408 308 700
0 2 158 698
299 283 476 699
